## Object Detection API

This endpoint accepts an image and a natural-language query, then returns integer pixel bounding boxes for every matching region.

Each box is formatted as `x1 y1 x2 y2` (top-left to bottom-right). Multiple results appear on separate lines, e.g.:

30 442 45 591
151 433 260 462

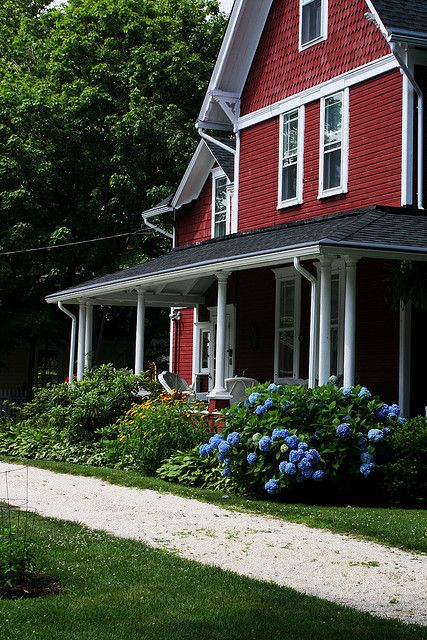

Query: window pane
330 275 339 324
330 327 338 376
282 111 299 201
280 281 295 329
282 164 297 201
215 217 226 238
279 330 294 378
215 176 227 213
301 0 321 45
323 148 341 190
200 330 210 370
283 112 298 157
324 96 342 147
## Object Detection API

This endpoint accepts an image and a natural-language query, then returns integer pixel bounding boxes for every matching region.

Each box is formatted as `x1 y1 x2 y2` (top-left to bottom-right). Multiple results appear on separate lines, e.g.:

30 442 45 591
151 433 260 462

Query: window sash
212 173 228 239
320 91 347 195
279 108 304 206
275 276 300 380
301 0 322 46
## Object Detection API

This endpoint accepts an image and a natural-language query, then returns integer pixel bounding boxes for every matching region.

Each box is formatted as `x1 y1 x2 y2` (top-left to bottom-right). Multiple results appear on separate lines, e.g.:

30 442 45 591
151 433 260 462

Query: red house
47 0 427 417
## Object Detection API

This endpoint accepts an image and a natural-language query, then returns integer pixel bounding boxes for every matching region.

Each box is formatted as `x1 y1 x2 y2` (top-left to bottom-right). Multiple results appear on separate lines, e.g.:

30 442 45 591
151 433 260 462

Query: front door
194 305 235 394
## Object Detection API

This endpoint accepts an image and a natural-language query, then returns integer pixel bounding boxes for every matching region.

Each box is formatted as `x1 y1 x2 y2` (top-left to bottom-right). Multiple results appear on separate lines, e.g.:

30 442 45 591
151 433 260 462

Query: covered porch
46 207 427 416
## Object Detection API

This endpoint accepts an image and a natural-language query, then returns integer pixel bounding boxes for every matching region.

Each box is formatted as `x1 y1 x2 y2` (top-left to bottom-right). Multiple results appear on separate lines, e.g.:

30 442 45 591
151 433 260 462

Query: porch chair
280 377 308 387
158 371 193 396
225 377 259 406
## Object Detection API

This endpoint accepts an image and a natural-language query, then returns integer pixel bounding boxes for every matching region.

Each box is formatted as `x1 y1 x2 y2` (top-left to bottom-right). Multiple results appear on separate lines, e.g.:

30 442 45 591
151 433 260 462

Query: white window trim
318 88 349 199
211 168 230 239
273 267 301 383
278 107 305 209
299 0 328 52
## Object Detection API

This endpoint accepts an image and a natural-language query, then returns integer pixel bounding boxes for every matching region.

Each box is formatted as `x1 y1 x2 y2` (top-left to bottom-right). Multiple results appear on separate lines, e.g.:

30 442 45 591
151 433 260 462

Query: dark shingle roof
204 138 236 181
47 206 427 300
372 0 427 39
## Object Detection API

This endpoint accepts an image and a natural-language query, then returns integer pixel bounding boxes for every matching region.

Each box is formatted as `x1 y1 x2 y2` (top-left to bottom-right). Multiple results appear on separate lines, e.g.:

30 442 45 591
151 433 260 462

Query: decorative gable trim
238 54 398 130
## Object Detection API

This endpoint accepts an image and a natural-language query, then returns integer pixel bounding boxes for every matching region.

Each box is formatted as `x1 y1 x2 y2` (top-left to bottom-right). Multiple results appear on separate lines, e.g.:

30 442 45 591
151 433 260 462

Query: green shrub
14 364 156 442
108 393 211 474
157 449 227 490
0 506 36 593
169 383 402 501
382 416 427 506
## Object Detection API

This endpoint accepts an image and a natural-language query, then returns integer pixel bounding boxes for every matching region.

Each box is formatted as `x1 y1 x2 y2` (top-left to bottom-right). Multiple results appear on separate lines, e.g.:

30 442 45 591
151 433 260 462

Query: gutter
58 302 77 384
142 217 173 240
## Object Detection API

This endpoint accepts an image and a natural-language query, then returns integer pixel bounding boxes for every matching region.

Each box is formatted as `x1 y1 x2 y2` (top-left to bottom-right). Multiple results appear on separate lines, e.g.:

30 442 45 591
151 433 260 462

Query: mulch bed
0 574 64 599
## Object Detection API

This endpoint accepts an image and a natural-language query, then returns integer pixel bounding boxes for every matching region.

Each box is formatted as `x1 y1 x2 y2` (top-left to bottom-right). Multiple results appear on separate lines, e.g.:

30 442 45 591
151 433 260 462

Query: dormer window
300 0 327 50
212 169 228 238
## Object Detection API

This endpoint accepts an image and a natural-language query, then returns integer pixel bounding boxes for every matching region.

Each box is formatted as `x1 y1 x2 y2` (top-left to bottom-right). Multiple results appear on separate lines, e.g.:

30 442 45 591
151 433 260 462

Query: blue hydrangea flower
343 415 351 421
367 428 383 443
264 397 274 410
360 462 375 477
226 432 240 446
209 434 224 449
298 458 312 472
248 392 260 405
340 386 353 396
312 470 325 482
199 444 213 457
265 479 280 495
281 401 292 411
258 436 272 452
289 449 304 464
398 417 407 425
272 428 289 441
358 387 371 399
360 452 375 464
356 435 368 452
267 383 280 392
279 462 297 476
255 404 266 416
221 467 231 477
218 441 231 457
297 442 309 451
382 427 391 437
247 452 257 465
388 404 400 418
306 448 321 463
376 404 390 421
285 435 299 450
336 423 352 438
301 467 313 479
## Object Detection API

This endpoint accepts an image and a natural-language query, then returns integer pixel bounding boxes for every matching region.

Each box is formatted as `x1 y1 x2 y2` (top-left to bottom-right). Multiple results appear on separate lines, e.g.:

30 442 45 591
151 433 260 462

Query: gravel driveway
1 462 426 626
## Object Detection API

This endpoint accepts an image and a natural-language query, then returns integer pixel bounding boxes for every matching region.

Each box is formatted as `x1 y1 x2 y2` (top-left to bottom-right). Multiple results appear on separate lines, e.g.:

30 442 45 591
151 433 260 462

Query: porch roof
46 206 427 305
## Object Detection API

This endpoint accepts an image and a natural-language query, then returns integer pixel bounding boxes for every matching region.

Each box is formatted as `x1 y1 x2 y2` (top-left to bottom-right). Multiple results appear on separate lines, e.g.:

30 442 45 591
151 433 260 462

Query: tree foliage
0 0 226 351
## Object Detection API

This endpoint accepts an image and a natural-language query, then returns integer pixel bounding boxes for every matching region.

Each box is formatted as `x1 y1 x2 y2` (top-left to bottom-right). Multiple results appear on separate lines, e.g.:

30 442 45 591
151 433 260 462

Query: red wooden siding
239 70 402 231
175 177 212 247
172 308 193 383
241 0 390 116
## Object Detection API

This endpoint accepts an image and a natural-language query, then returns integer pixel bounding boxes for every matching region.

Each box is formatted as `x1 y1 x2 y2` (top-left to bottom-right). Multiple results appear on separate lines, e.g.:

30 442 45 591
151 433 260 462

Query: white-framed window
278 107 304 208
330 262 345 376
299 0 328 50
211 169 229 239
319 89 349 198
273 268 301 381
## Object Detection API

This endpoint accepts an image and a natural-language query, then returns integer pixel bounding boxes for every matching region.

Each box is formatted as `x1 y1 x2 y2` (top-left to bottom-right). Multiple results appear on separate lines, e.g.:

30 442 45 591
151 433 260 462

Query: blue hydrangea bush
198 383 402 498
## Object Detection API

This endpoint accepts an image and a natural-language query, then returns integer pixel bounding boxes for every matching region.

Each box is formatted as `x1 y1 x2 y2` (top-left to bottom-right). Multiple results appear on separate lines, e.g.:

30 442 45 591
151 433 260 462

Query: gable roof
371 0 427 41
47 206 427 304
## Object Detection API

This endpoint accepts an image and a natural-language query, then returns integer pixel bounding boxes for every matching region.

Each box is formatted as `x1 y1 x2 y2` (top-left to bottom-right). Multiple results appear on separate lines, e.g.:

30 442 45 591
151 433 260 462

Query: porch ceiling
46 206 427 305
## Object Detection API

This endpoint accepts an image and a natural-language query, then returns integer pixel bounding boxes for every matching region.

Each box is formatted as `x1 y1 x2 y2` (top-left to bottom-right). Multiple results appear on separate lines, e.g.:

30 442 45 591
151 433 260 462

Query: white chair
279 377 308 387
158 371 192 395
225 377 259 406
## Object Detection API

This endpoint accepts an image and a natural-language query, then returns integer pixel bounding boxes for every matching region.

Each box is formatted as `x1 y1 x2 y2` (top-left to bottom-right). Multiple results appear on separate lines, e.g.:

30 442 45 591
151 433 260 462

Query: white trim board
238 55 399 131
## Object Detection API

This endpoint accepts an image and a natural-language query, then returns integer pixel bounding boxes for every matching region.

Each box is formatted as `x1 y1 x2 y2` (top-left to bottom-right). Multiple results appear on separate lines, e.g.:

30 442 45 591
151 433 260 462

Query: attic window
212 169 229 239
300 0 327 50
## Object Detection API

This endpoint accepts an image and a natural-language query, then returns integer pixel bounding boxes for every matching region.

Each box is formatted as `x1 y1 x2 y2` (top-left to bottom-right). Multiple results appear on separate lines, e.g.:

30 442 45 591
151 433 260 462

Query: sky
219 0 234 13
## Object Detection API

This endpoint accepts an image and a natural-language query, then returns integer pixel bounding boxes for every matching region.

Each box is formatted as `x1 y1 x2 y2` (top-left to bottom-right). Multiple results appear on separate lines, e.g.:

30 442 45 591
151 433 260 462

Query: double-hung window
319 90 349 197
212 169 228 238
278 107 304 208
300 0 327 50
273 268 301 381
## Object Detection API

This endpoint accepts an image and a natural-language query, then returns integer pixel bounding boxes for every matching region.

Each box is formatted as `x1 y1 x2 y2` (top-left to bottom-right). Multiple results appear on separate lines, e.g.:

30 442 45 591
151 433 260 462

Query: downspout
58 301 77 384
196 129 236 155
294 258 318 389
390 43 424 210
142 217 174 240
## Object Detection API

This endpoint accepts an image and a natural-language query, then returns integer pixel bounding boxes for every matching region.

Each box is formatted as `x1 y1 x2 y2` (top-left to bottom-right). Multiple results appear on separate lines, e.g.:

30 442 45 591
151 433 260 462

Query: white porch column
84 303 93 372
318 255 333 385
76 302 86 381
135 289 146 375
399 301 412 418
343 256 358 387
209 271 231 398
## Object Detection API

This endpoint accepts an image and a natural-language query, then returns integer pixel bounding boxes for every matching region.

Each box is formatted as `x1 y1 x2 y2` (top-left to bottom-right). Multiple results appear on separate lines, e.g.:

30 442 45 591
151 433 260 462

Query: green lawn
0 512 425 640
2 457 426 553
